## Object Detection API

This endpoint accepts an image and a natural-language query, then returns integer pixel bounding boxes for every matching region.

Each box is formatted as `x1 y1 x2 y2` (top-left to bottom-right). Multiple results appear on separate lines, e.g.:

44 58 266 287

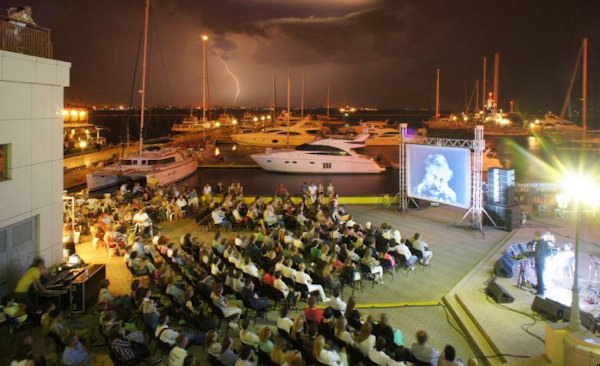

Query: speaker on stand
486 279 515 304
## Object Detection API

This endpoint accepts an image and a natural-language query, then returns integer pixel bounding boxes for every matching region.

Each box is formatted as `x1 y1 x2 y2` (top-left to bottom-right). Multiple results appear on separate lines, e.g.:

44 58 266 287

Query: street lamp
201 34 209 143
557 172 600 331
78 140 88 166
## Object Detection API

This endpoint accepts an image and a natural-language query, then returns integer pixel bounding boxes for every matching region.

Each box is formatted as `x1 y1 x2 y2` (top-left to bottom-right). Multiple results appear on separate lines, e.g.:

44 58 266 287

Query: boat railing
0 14 52 58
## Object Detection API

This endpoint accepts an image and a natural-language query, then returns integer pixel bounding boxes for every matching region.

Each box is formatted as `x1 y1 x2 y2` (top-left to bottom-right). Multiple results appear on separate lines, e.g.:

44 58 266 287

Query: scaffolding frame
398 124 492 233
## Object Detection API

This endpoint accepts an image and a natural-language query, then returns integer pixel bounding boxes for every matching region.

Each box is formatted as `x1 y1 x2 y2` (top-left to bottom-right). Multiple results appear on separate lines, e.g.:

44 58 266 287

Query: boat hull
251 154 384 174
85 173 125 191
86 158 198 191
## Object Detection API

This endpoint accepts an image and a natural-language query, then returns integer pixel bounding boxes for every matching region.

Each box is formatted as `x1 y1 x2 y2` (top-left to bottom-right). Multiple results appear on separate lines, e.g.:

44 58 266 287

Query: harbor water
87 109 600 195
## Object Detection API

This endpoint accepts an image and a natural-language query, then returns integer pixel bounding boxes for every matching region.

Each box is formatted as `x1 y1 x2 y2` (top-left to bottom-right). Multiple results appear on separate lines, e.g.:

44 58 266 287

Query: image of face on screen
415 154 457 204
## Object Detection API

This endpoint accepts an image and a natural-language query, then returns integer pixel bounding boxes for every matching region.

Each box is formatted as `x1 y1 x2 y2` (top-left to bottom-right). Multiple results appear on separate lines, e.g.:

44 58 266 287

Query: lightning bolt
218 55 241 104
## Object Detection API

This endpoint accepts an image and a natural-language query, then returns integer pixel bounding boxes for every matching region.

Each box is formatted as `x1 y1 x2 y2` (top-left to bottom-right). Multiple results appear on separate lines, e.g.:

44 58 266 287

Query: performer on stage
534 231 550 296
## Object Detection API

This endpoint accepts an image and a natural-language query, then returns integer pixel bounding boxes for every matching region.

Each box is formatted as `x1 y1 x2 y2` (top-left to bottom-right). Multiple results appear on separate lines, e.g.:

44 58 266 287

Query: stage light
558 171 600 331
560 173 600 208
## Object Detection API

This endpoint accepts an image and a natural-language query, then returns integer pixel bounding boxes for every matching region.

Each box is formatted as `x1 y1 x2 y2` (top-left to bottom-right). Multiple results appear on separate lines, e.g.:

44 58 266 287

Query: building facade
0 49 70 297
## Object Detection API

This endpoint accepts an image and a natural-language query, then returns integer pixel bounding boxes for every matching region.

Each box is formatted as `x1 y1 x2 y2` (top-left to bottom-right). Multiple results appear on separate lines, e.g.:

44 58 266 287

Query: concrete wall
0 50 70 266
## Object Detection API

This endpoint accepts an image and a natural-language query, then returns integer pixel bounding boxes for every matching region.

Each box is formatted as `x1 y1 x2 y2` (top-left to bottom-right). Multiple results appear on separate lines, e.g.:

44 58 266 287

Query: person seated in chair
294 263 329 302
239 318 260 347
133 208 152 235
155 314 205 347
107 324 159 365
212 206 232 230
368 337 395 366
303 296 324 324
410 233 433 265
240 278 272 314
389 236 418 268
62 333 111 366
411 330 440 365
1 295 28 324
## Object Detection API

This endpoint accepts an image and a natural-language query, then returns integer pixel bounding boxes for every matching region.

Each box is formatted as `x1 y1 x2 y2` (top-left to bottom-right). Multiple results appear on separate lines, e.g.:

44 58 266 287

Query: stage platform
444 208 600 365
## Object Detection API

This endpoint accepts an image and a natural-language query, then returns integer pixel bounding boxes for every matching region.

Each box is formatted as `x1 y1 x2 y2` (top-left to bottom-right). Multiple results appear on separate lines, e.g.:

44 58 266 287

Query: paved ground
11 203 587 365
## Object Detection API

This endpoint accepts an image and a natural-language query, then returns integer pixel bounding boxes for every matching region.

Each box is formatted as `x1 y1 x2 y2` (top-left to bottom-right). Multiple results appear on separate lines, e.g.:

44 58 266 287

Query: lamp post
78 140 87 166
557 174 600 331
201 34 209 143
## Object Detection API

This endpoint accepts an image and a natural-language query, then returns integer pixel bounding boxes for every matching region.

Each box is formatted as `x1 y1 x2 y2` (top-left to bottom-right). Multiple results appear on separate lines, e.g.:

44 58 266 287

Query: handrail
0 14 52 58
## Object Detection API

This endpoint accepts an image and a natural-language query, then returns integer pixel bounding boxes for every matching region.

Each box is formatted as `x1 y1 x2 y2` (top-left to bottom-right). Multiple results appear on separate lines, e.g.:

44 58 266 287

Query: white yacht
530 112 584 134
230 120 324 146
86 147 198 191
250 134 385 174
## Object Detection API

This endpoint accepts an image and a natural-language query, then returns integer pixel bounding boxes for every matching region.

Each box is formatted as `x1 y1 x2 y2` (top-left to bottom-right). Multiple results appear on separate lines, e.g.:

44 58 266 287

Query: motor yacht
86 146 198 191
529 113 584 134
339 122 400 146
230 120 324 146
250 134 385 174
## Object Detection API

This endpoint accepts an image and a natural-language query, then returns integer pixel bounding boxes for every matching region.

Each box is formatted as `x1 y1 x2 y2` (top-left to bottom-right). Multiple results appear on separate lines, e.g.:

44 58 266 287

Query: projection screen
406 144 472 209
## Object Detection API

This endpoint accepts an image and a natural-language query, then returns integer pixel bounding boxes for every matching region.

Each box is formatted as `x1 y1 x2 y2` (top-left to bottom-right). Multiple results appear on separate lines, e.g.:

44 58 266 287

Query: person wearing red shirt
303 296 324 324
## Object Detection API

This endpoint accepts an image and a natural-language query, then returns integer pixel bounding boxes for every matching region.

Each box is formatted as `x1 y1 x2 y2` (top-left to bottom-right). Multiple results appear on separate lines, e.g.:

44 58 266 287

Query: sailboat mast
139 0 149 155
583 37 588 131
482 57 487 110
202 35 208 123
560 41 583 120
272 72 276 121
287 73 291 145
493 52 500 113
327 85 330 119
475 79 479 112
301 74 305 118
435 69 440 118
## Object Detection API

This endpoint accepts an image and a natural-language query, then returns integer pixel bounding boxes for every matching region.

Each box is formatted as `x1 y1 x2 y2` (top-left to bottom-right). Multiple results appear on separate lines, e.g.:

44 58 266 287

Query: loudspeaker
486 280 514 303
531 296 568 322
484 203 521 231
562 308 599 334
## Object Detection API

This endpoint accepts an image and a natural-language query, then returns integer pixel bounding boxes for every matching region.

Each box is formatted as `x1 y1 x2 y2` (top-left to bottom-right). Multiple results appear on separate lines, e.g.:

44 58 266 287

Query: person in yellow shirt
14 258 47 306
1 295 28 323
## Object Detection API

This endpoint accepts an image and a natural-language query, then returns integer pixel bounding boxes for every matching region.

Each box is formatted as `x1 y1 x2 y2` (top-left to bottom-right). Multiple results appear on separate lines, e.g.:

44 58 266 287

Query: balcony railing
0 15 52 58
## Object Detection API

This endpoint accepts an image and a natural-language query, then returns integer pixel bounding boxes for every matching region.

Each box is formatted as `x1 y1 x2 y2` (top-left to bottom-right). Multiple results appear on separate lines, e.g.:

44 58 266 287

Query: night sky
26 0 600 112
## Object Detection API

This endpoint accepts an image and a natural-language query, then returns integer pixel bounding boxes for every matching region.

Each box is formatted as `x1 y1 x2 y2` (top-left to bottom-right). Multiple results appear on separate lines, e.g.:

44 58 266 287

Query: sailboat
87 0 197 191
230 74 324 146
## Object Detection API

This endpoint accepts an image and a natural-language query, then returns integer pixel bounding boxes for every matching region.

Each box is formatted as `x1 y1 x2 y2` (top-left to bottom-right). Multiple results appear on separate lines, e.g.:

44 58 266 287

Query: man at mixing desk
13 258 47 307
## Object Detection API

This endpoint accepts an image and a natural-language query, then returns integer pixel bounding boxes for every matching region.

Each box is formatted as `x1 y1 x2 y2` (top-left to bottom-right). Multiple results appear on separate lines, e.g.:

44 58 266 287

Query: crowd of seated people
8 180 473 365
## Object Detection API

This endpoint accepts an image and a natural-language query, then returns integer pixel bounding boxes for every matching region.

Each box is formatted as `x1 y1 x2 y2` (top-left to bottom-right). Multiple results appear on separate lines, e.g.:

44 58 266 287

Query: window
0 144 10 181
323 162 332 169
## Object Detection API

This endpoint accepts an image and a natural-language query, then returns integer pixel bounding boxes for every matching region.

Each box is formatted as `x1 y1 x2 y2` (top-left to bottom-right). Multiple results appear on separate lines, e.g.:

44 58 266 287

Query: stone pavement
22 203 588 365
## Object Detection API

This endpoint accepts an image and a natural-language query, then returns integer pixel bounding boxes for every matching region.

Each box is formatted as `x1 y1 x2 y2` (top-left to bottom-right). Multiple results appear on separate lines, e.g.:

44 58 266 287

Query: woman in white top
205 330 222 358
276 307 294 334
356 320 376 356
314 335 347 366
239 318 260 347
